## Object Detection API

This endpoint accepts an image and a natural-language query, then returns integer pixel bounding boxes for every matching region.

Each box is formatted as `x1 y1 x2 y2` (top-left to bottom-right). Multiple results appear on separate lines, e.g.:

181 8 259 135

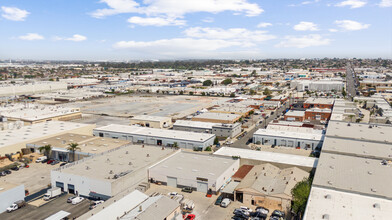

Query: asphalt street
346 62 358 100
0 195 90 220
230 100 291 149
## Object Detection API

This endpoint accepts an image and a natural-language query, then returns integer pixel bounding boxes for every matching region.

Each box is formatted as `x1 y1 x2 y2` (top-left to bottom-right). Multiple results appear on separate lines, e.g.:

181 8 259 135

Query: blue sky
0 0 391 60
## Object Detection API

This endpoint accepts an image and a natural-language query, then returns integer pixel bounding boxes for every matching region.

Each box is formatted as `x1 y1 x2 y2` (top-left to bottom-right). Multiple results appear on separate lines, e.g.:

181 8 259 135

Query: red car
185 214 195 220
47 159 55 164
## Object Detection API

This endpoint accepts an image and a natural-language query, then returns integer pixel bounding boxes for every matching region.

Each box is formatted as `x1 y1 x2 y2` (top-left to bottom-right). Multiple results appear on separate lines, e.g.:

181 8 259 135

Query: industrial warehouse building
130 115 172 129
148 151 240 194
93 124 215 151
253 127 324 150
0 183 25 214
192 112 242 124
173 120 242 138
50 144 175 199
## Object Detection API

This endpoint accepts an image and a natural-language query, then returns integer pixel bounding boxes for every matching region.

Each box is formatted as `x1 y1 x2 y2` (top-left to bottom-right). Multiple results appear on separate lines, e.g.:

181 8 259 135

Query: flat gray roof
326 121 392 144
130 115 171 122
192 112 241 121
254 128 324 141
214 147 318 168
304 186 392 220
149 151 238 180
173 120 216 129
313 152 392 200
322 137 392 160
304 98 334 105
53 144 175 182
95 124 215 142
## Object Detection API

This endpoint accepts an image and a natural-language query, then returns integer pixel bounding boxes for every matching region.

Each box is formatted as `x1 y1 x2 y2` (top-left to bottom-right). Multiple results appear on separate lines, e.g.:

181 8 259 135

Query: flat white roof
44 210 71 220
0 104 80 121
0 121 93 148
131 115 171 122
88 190 149 220
173 120 217 129
214 147 318 168
304 187 392 220
254 128 324 141
95 124 215 142
192 112 241 121
285 110 305 117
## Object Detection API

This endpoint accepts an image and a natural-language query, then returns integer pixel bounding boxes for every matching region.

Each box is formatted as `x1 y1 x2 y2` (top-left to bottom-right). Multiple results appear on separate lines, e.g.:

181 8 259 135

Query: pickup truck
6 200 26 212
43 187 62 201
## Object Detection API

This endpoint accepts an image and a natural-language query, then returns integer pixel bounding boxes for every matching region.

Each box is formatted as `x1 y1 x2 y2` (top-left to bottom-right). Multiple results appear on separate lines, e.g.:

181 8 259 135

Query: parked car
234 212 249 219
6 200 26 212
89 200 104 209
67 196 76 203
35 156 47 163
215 195 224 205
41 159 48 163
47 159 55 164
0 171 6 176
271 210 285 218
4 170 11 174
10 166 19 171
250 211 267 219
184 214 196 220
234 209 250 217
50 160 59 165
239 206 253 212
71 196 85 205
60 162 68 166
220 198 231 208
255 206 269 215
167 192 178 196
181 187 193 193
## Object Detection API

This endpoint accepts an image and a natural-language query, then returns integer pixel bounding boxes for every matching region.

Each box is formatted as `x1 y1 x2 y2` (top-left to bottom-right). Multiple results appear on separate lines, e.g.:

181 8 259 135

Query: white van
35 156 47 163
220 198 231 208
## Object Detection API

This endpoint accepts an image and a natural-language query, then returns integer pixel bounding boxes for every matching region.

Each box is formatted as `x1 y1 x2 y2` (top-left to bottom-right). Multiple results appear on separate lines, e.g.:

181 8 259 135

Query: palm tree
67 143 81 162
38 144 52 158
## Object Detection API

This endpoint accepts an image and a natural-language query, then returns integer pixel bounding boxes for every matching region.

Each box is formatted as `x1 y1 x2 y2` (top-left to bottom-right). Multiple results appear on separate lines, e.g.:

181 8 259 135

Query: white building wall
215 159 240 191
0 185 25 213
253 134 323 150
51 170 112 197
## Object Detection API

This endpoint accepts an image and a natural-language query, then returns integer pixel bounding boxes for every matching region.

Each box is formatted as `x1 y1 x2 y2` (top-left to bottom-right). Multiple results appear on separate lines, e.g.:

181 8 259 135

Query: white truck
36 156 47 163
43 187 62 201
6 200 26 212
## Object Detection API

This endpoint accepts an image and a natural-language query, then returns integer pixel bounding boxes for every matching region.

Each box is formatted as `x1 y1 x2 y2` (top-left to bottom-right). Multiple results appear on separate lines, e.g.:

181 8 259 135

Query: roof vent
373 203 380 209
324 194 331 199
327 181 333 185
322 214 330 219
371 188 377 192
368 171 373 175
347 123 351 126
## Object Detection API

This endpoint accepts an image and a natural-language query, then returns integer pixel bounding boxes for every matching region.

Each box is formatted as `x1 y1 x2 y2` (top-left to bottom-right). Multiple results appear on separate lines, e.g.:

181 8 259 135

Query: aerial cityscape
1 0 392 220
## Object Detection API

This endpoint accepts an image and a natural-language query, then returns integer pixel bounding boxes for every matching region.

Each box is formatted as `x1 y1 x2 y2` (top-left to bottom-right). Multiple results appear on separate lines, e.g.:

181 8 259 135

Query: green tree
203 80 213 86
250 70 256 76
341 88 347 97
173 142 179 149
291 178 312 218
39 144 52 158
249 89 256 95
230 92 236 97
221 78 233 85
263 88 272 96
179 91 184 95
189 91 194 95
213 137 219 145
67 143 81 162
201 92 206 96
205 146 212 151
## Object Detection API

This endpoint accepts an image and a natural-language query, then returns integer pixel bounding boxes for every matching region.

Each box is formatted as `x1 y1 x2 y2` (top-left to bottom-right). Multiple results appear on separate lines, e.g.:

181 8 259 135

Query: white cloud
128 16 186 26
335 0 367 8
257 22 272 28
202 17 214 23
1 6 29 21
91 0 264 24
335 20 370 31
289 0 320 7
293 22 319 31
276 34 331 48
329 29 338 32
379 0 392 7
54 34 87 42
18 33 44 41
183 27 276 43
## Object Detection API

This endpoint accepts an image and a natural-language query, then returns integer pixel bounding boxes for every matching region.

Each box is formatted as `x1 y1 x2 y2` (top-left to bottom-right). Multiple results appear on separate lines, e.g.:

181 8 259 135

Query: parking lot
0 193 90 220
146 184 257 220
0 156 61 194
